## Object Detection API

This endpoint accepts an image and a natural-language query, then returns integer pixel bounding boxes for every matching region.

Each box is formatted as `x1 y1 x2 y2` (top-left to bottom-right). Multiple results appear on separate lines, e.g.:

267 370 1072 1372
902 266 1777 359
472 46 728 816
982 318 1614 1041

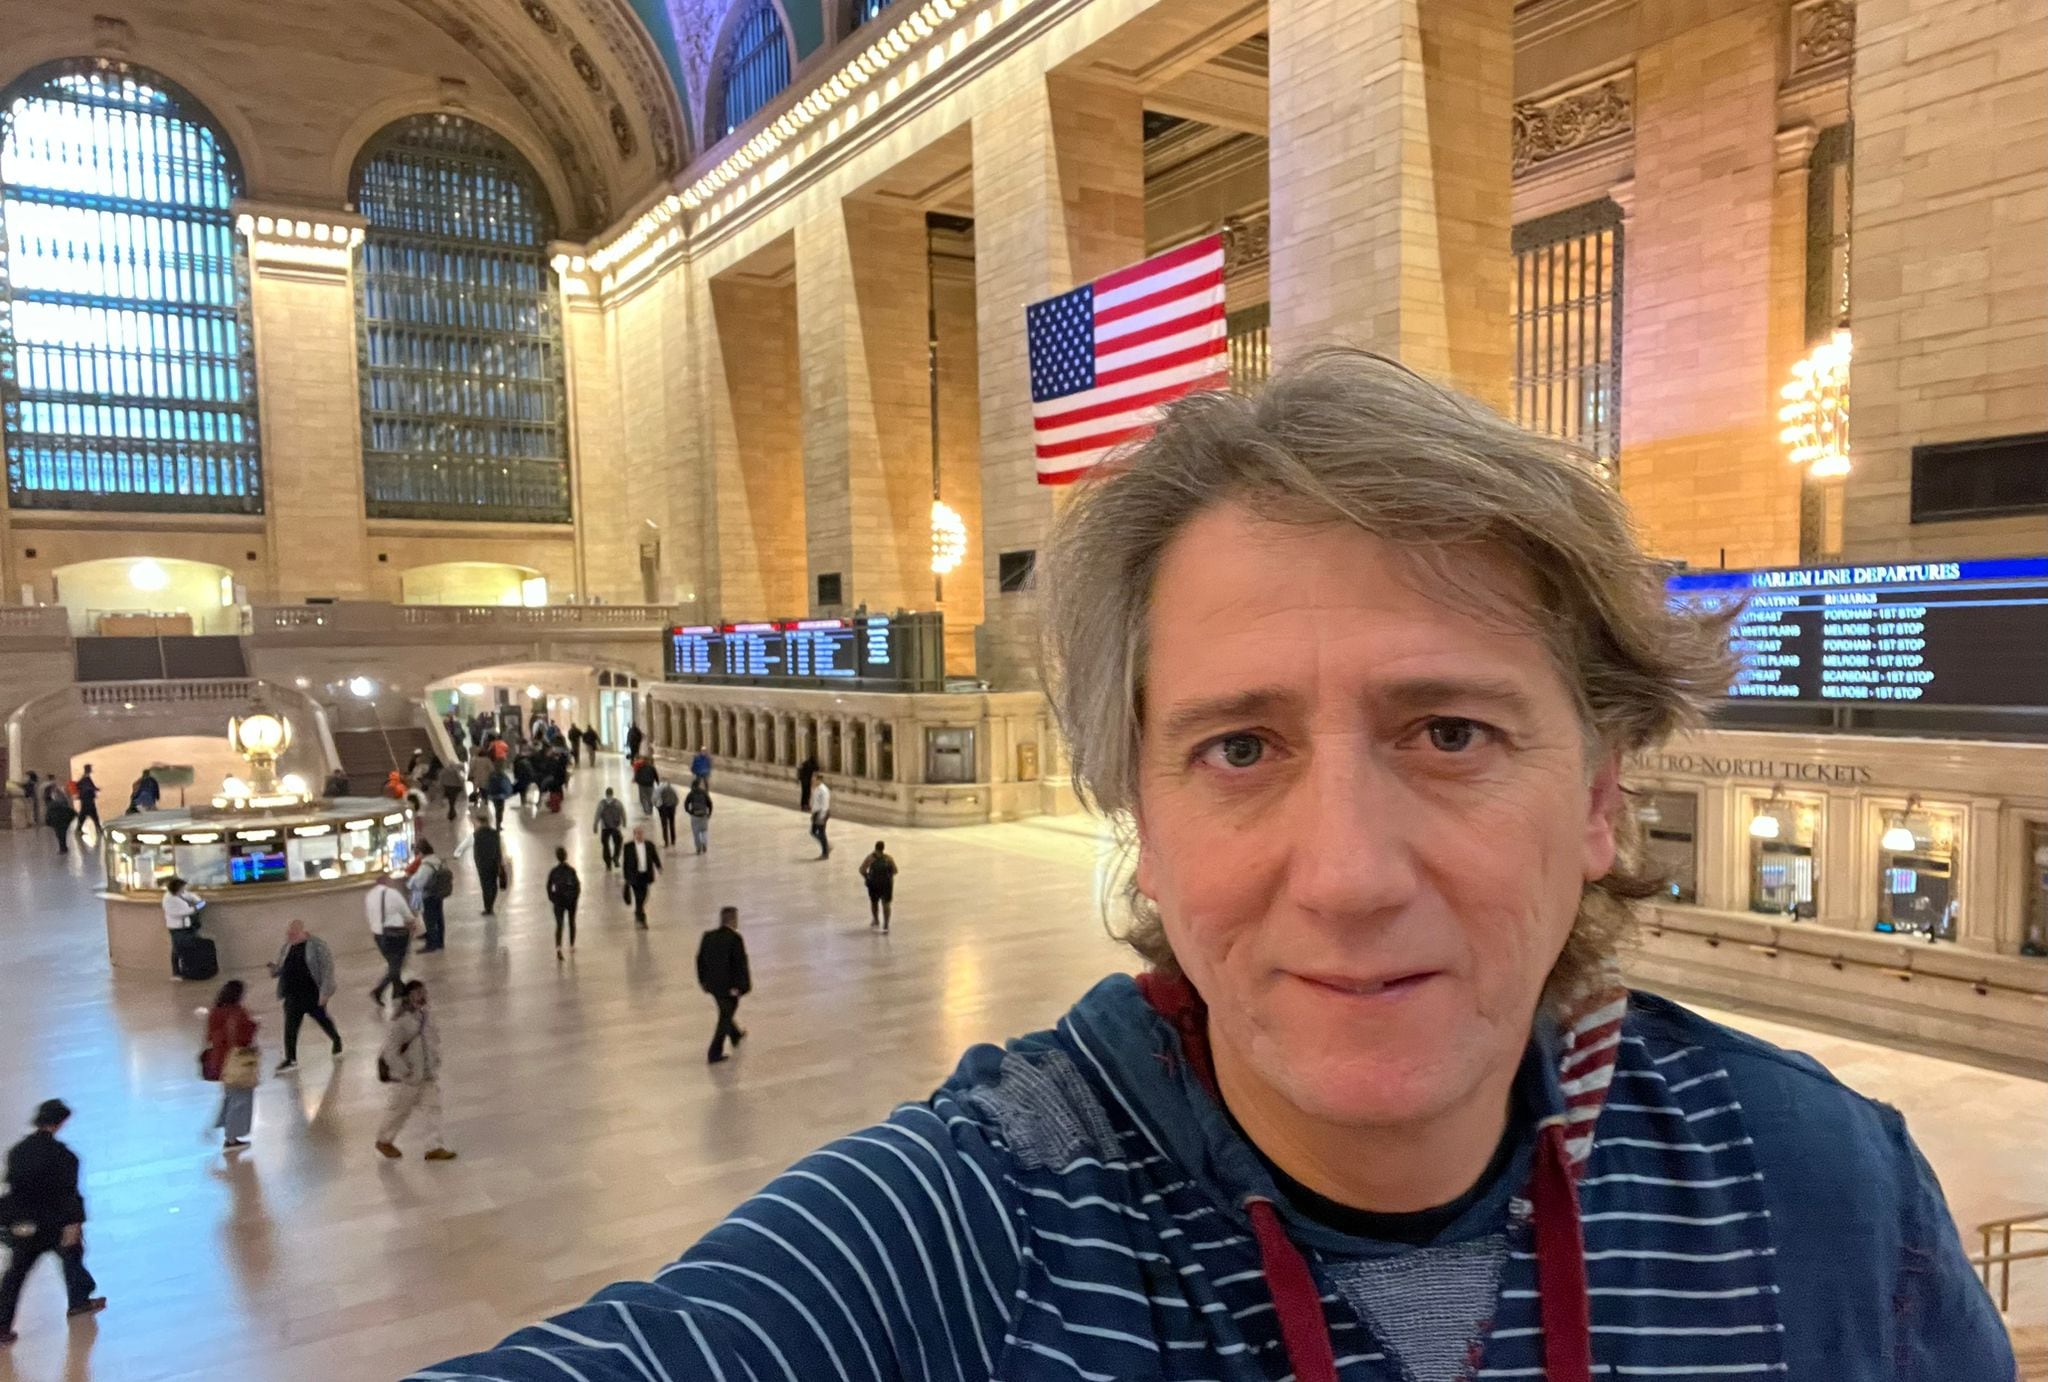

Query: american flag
1026 234 1229 485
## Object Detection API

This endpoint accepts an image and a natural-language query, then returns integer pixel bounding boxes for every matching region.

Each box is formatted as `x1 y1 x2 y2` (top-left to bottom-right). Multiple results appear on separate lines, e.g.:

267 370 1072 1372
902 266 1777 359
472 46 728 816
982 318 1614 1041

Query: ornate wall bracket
1513 68 1634 178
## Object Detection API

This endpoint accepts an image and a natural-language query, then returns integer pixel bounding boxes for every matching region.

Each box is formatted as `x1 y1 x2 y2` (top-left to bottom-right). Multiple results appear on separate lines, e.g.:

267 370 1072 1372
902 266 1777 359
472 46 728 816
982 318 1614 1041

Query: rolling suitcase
178 934 219 981
547 788 563 813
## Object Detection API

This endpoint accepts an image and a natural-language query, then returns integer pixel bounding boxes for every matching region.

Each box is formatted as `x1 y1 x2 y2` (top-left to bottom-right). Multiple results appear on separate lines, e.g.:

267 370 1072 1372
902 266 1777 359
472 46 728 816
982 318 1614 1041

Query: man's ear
1583 753 1624 883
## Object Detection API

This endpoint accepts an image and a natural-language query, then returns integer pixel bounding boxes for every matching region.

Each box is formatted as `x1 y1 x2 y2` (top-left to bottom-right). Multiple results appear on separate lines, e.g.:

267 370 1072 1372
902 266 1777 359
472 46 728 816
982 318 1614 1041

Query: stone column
971 75 1145 690
1614 0 1795 569
1843 0 2047 560
1266 0 1514 407
1770 125 1843 562
704 268 807 616
243 214 373 600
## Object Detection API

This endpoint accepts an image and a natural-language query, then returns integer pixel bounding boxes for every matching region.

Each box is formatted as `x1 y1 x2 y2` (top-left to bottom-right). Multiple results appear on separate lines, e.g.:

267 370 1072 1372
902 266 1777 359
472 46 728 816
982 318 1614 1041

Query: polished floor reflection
0 759 2039 1381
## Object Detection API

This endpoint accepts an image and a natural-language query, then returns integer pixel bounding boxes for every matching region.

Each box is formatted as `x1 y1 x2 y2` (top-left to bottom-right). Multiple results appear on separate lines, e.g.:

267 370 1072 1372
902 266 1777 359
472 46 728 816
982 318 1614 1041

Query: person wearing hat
0 1099 105 1345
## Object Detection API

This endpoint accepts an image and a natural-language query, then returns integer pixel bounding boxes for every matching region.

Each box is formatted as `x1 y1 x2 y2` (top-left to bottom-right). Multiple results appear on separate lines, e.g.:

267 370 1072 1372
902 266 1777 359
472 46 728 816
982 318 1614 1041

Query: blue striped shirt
411 979 2012 1381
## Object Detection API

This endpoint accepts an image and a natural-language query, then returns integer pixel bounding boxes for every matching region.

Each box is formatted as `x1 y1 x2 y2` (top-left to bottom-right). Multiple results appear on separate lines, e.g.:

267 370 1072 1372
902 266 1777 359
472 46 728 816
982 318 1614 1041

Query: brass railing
1973 1209 2048 1314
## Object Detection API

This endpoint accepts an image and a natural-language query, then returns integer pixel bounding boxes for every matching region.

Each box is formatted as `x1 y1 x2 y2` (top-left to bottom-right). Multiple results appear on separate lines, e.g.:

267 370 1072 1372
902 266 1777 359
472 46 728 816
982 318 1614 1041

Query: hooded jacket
411 975 2010 1382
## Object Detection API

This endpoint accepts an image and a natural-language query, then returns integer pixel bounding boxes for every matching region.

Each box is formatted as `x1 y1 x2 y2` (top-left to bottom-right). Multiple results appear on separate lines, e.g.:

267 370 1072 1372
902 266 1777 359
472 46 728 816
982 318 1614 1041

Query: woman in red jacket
201 981 259 1151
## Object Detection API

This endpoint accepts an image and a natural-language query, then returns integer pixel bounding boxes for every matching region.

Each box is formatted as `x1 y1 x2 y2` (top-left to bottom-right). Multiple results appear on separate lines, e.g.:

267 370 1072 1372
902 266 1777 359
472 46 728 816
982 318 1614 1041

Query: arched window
720 0 792 136
848 0 895 29
0 59 260 512
352 114 569 523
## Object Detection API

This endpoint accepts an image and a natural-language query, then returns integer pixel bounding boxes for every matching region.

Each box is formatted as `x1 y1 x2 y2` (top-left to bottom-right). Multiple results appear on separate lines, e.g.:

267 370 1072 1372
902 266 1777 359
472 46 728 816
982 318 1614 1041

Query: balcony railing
247 602 683 634
78 679 259 708
1974 1209 2048 1315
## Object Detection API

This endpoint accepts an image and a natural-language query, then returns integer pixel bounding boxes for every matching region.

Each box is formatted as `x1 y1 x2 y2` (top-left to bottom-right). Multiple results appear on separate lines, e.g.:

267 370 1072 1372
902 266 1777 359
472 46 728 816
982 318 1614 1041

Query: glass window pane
0 60 260 513
722 0 792 135
1634 789 1699 905
352 114 569 524
1511 200 1623 470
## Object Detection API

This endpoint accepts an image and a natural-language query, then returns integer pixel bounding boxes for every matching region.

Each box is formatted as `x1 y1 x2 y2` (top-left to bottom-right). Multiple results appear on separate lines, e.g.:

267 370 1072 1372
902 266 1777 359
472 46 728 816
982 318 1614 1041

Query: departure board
1667 557 2048 708
664 612 946 692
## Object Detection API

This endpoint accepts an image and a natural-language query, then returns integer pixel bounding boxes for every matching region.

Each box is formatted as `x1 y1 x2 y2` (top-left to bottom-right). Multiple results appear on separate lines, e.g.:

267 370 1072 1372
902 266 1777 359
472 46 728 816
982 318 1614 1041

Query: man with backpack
593 788 627 870
655 778 681 846
683 779 713 855
410 841 455 952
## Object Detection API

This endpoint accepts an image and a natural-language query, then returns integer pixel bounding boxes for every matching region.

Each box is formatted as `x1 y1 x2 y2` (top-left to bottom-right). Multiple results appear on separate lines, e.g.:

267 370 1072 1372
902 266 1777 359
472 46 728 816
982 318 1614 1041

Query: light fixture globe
1880 821 1917 853
1748 812 1781 840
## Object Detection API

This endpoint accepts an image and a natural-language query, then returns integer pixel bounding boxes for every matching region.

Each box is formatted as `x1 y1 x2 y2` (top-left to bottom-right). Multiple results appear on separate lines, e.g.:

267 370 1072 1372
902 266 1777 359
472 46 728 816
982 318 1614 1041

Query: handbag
222 1046 262 1089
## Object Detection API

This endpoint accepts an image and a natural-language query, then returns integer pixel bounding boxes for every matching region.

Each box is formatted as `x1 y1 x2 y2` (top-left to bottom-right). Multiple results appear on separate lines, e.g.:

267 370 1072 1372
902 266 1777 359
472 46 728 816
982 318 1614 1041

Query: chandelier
1779 328 1852 479
930 499 968 575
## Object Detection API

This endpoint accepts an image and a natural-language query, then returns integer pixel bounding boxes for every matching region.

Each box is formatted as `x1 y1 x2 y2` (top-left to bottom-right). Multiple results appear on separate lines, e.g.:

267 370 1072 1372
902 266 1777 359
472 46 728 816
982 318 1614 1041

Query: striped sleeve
409 1091 1021 1382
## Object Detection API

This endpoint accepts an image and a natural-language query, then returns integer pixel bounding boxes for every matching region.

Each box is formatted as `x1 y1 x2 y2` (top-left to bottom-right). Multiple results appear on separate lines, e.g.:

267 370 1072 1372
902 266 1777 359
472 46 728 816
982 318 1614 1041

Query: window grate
1512 199 1623 469
1227 302 1270 394
721 0 792 136
0 59 261 513
353 114 569 524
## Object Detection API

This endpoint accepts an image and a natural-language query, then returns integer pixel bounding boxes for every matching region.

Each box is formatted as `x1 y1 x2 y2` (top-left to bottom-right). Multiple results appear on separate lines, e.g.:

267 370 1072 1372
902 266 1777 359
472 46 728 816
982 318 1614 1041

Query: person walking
321 766 351 798
683 779 713 855
620 826 661 929
625 722 643 760
655 779 680 847
409 841 453 952
127 768 161 814
21 771 41 826
632 756 659 816
695 906 751 1065
796 754 818 813
267 922 340 1072
593 788 626 870
71 766 99 843
545 848 580 958
454 815 509 917
564 722 581 763
690 746 712 786
41 788 73 856
201 981 260 1151
859 841 898 931
0 1100 105 1345
437 761 465 820
365 874 419 1007
162 877 206 978
484 766 513 828
374 981 455 1161
580 724 598 762
808 776 832 859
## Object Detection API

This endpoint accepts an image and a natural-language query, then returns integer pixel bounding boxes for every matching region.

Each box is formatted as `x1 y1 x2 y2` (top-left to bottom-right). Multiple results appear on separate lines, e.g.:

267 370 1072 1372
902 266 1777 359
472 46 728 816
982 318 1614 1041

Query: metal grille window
721 0 792 137
0 59 260 512
1806 123 1851 342
353 114 569 524
1227 302 1270 394
1512 199 1623 468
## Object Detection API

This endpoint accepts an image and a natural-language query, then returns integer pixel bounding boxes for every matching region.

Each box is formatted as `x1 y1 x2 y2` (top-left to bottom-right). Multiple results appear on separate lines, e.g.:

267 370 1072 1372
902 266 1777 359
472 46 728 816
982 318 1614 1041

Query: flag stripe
1034 358 1233 429
1033 377 1220 435
1036 421 1156 461
1094 277 1224 330
1094 338 1228 390
1095 304 1226 360
1095 238 1223 297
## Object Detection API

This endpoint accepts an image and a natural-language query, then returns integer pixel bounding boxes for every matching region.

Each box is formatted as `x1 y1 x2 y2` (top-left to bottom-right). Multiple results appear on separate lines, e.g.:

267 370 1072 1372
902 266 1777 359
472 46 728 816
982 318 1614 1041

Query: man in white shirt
809 777 832 859
365 874 419 1007
161 877 204 978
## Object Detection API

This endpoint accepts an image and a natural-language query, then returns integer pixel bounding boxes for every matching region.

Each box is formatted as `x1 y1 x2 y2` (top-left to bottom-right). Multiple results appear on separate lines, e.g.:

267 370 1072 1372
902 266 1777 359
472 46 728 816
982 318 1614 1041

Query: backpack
425 862 454 900
599 798 625 829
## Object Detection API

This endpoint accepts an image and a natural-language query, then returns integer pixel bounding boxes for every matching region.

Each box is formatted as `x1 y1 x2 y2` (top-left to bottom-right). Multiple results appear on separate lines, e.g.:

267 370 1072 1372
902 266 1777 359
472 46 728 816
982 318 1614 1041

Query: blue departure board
1667 557 2048 708
664 613 943 692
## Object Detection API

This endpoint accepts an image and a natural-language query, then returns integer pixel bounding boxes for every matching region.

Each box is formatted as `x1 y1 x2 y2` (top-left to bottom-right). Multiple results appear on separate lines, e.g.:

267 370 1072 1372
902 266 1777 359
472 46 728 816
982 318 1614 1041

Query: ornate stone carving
570 44 604 91
665 0 724 124
1221 210 1270 277
1512 70 1634 176
522 0 559 33
1791 0 1854 73
609 104 637 156
91 15 132 55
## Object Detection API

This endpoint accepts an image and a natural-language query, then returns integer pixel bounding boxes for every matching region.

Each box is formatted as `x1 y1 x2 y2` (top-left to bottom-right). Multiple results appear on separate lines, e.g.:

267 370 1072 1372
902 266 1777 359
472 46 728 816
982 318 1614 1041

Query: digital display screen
228 847 287 884
664 613 942 692
1667 557 2048 708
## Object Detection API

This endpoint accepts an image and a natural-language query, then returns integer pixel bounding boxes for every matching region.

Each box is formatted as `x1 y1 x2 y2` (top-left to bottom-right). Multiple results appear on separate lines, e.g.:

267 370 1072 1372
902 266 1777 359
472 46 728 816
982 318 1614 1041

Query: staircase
75 634 247 681
327 697 445 795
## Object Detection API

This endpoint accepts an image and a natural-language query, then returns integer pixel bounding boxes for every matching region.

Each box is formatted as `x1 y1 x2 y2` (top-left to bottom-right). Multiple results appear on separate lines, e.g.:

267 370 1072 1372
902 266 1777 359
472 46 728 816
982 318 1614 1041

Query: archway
399 562 548 607
52 557 237 636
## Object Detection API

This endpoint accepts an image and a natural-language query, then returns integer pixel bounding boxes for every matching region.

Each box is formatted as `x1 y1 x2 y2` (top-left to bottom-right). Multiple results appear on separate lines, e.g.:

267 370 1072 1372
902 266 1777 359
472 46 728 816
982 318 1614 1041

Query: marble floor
0 759 2040 1381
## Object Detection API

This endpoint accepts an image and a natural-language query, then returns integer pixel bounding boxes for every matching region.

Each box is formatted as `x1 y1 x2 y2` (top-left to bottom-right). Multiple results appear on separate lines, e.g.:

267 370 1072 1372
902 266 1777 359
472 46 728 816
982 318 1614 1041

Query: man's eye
1204 733 1265 769
1425 718 1490 752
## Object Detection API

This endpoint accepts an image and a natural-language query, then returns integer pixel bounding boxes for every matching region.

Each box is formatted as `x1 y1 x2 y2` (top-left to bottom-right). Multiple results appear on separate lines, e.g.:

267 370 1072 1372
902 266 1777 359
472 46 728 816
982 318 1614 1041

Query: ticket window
1745 793 1822 919
1874 802 1963 942
2024 822 2048 959
1634 789 1699 905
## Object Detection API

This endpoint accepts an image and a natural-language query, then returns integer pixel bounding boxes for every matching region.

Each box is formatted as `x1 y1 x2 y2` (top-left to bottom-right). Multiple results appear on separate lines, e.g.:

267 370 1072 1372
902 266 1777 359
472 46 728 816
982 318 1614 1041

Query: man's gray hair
1041 348 1733 1003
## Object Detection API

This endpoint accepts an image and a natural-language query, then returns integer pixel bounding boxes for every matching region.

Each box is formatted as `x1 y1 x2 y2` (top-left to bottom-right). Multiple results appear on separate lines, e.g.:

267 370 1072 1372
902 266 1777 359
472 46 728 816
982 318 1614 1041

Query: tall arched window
353 114 569 523
0 59 260 512
720 0 792 136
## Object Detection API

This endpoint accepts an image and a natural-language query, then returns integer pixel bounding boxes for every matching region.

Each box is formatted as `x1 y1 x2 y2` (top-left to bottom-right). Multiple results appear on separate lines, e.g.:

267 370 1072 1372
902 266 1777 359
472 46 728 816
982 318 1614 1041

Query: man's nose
1283 736 1423 925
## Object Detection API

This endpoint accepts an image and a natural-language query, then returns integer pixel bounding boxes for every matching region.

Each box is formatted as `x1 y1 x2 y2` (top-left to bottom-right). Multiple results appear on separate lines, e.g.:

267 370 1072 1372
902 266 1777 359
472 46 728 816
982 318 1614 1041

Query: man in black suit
695 907 751 1065
620 826 661 929
0 1100 106 1345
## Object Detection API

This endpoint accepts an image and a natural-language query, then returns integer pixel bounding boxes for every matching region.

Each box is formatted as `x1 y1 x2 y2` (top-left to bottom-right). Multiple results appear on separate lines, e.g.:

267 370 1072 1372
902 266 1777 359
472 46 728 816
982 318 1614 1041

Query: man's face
1134 505 1621 1132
